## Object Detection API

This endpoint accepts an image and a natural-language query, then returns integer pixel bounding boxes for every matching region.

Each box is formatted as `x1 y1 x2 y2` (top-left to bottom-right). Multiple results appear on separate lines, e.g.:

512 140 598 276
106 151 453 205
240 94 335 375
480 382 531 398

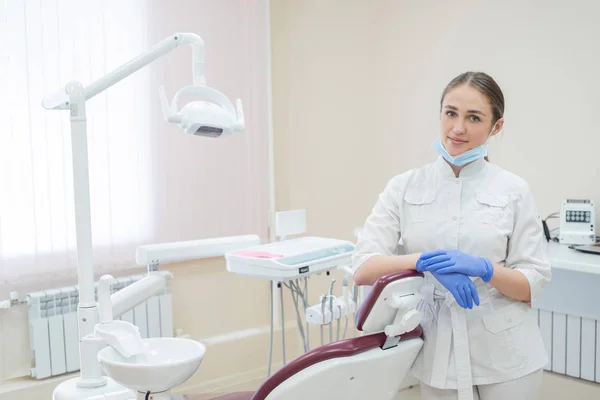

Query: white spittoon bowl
97 337 206 393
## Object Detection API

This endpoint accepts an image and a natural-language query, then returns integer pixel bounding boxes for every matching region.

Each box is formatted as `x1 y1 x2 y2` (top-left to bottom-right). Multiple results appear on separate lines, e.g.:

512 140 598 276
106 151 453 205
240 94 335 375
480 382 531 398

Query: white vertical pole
67 81 104 386
265 0 281 330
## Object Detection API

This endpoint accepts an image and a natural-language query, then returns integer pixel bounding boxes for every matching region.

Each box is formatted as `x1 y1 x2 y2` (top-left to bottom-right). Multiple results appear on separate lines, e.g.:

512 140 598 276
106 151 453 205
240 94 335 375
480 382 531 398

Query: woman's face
439 84 503 156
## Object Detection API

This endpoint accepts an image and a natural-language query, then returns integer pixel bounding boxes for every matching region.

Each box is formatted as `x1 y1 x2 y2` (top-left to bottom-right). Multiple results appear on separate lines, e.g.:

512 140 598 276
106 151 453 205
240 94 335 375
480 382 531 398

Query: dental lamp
42 32 245 400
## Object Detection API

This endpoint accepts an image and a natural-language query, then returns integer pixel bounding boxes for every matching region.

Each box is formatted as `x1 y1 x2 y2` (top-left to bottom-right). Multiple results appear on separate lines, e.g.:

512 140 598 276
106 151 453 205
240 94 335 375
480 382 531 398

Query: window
0 0 270 298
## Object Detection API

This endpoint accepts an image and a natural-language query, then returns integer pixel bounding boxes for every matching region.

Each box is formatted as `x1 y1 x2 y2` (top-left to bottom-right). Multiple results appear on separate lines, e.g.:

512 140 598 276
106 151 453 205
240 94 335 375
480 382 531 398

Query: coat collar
434 156 488 179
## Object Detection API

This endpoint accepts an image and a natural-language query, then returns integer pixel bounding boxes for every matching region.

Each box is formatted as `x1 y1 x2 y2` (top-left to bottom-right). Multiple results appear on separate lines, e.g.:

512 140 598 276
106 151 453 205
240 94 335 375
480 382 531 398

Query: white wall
272 0 600 239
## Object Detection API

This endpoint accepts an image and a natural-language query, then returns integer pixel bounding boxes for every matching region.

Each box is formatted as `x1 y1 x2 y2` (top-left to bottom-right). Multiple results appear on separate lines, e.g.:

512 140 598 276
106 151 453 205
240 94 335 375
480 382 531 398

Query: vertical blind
0 0 270 298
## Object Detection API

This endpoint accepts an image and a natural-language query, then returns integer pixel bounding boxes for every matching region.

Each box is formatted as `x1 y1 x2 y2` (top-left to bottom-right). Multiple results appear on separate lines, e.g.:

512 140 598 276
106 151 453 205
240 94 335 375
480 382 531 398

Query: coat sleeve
352 175 405 275
505 183 552 302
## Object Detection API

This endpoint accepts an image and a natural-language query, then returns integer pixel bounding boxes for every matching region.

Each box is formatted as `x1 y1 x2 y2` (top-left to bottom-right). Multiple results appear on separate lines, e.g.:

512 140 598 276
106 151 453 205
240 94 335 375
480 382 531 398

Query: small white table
533 241 600 382
544 241 600 275
536 241 600 320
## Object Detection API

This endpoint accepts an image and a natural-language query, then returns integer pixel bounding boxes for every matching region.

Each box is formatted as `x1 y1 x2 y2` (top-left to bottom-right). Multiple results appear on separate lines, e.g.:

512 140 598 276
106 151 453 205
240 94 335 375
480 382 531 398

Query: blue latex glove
416 250 454 273
431 270 480 309
420 249 494 282
416 251 480 309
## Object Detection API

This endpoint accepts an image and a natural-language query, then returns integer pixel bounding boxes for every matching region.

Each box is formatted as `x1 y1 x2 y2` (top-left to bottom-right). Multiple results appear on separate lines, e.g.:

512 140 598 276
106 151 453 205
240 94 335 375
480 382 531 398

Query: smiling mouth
448 137 467 144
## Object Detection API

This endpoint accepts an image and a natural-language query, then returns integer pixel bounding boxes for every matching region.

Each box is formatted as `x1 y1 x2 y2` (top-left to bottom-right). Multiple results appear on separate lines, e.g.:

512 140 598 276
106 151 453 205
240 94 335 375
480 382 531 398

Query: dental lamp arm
42 33 205 110
110 235 260 319
111 235 260 319
135 235 260 266
110 235 261 318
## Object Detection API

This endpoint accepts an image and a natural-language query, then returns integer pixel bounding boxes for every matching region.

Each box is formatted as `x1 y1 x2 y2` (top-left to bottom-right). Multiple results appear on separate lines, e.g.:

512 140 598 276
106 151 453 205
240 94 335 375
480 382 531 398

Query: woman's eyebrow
443 105 486 116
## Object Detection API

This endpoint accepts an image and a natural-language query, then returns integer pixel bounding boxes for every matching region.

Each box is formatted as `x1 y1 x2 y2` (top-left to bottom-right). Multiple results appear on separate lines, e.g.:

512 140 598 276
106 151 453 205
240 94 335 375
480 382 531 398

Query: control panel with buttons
559 199 596 245
565 210 592 223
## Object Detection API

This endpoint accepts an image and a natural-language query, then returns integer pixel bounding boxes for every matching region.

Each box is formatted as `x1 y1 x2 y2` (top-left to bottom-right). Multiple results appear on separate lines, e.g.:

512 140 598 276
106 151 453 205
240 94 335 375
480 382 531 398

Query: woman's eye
446 111 456 117
469 115 480 122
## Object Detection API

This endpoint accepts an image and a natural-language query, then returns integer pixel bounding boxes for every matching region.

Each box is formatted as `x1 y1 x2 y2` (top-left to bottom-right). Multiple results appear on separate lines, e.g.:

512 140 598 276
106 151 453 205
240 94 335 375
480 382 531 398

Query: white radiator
537 308 600 382
26 272 174 379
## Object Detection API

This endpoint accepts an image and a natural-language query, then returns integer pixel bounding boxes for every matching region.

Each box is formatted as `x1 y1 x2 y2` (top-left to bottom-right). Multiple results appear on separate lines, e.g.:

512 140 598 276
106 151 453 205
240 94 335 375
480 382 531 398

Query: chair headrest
354 270 424 334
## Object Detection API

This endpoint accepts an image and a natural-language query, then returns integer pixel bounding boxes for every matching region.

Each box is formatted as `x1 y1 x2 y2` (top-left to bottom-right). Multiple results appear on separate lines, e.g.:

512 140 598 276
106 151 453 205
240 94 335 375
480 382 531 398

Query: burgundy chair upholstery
189 270 424 400
249 329 422 400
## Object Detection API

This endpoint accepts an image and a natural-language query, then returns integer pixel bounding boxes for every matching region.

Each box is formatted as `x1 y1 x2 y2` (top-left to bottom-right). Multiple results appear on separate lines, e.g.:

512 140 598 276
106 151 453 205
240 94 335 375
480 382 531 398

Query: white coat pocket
403 189 437 223
481 303 529 370
474 191 510 225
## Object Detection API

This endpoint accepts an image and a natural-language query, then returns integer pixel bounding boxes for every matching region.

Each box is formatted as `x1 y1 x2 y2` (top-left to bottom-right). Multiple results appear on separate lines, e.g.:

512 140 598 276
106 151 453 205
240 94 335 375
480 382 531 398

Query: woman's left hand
417 249 495 282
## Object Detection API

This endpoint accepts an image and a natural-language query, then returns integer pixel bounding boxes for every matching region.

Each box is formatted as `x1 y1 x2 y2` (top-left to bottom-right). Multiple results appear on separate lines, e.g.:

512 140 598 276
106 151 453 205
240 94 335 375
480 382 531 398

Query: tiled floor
189 371 600 399
395 371 600 399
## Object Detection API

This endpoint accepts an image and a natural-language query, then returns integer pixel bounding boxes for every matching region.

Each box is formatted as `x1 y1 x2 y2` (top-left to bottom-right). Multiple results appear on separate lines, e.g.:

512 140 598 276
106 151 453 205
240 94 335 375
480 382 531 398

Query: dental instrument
336 304 342 341
328 279 335 343
304 278 309 349
267 281 275 377
42 31 248 400
342 309 349 340
352 283 359 337
295 284 308 352
292 280 309 352
265 277 315 375
342 277 349 309
280 282 286 365
341 277 349 340
280 279 310 351
319 295 325 346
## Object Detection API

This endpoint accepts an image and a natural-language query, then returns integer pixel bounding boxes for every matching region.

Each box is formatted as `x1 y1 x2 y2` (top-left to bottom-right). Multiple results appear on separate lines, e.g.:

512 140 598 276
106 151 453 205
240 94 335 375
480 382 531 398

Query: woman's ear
491 117 504 136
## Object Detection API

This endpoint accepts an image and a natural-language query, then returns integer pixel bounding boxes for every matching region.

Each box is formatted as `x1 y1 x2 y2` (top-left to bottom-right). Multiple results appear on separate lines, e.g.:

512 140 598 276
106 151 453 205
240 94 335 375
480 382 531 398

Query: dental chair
185 270 425 400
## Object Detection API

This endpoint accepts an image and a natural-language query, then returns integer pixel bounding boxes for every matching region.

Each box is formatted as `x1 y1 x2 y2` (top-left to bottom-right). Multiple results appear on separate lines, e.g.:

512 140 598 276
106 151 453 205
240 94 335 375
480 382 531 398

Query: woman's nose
452 123 466 134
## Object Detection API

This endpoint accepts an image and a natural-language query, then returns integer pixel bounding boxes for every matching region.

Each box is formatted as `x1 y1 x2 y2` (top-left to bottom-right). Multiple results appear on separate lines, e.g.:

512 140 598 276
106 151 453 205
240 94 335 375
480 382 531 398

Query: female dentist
352 71 551 400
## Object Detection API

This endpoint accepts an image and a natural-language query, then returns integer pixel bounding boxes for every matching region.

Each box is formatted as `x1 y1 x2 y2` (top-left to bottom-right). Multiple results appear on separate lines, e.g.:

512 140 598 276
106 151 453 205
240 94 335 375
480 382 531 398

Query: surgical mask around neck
432 138 488 167
433 124 496 167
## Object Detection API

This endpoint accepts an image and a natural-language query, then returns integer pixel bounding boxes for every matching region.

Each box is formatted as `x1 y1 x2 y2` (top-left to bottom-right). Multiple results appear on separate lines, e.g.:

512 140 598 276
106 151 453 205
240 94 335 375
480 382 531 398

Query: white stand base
136 390 171 400
53 377 135 400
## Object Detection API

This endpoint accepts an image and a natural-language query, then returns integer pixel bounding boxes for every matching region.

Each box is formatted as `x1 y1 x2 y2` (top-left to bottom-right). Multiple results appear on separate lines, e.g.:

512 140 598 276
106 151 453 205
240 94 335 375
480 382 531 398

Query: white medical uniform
352 156 551 400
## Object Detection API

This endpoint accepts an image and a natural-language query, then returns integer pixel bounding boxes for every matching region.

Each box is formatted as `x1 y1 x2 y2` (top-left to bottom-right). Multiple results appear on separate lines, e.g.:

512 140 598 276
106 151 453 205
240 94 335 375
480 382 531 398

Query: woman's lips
448 137 467 145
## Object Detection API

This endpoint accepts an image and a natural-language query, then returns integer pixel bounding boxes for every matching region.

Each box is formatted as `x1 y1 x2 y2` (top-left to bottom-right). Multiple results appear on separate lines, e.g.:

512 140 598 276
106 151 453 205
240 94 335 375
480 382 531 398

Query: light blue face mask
432 125 496 167
432 138 488 167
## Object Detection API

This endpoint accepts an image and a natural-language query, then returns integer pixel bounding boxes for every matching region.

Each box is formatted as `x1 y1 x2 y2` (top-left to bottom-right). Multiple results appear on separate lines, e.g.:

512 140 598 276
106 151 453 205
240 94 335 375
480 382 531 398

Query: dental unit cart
225 236 355 281
225 235 357 377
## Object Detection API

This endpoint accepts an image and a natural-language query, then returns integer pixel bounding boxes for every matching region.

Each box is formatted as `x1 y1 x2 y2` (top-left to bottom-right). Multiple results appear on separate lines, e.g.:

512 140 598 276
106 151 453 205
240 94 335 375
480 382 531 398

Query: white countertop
544 241 600 275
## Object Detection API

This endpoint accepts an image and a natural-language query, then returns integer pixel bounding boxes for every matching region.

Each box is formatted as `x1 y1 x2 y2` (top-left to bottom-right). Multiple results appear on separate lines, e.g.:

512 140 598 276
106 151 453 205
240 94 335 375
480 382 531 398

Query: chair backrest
251 271 425 400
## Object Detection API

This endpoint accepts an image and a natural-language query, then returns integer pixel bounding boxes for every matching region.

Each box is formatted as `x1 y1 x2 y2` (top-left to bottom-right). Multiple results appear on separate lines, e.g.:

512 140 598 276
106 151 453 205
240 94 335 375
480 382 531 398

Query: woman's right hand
430 270 480 309
416 250 454 272
417 250 480 309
